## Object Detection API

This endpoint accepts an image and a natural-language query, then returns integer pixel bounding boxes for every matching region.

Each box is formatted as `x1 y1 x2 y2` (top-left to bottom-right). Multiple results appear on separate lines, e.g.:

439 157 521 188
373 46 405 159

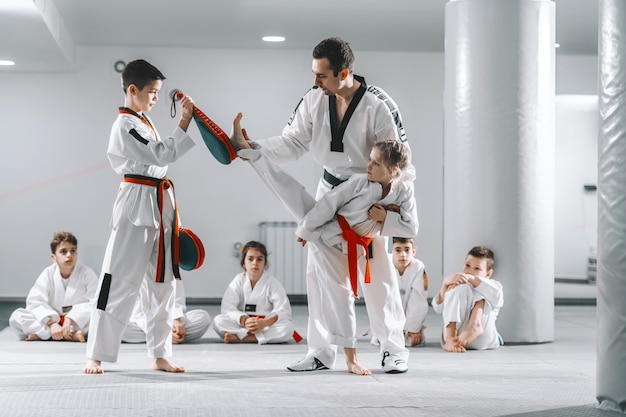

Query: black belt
323 169 347 188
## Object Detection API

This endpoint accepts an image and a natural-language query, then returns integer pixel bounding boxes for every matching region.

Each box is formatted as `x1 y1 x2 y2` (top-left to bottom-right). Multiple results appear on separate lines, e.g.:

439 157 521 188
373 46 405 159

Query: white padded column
443 0 555 342
597 0 626 412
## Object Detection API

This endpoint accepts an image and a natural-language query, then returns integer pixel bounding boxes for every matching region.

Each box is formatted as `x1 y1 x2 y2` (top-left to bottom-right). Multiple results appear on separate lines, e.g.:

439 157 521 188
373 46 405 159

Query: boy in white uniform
390 237 429 347
122 280 211 344
84 59 196 374
212 241 296 344
229 37 414 374
10 231 97 342
431 246 504 352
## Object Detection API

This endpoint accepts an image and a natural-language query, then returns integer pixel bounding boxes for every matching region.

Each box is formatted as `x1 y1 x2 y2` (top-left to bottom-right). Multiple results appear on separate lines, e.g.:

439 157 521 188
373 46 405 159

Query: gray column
597 0 626 412
444 0 555 342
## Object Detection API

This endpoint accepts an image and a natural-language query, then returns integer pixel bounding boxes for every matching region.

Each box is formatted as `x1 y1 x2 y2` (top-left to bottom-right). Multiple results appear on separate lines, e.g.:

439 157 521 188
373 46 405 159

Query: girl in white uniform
84 60 196 374
10 232 98 342
212 241 296 344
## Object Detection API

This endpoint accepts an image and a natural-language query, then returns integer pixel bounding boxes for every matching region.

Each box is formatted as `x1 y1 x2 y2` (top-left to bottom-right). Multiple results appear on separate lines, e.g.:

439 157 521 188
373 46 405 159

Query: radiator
259 221 307 295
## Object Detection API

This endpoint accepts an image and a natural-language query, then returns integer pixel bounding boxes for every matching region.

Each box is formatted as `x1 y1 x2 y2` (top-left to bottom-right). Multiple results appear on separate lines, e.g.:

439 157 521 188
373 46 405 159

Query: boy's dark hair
468 246 495 271
121 59 166 93
392 237 414 245
312 37 355 76
240 240 269 269
374 139 411 174
50 231 77 254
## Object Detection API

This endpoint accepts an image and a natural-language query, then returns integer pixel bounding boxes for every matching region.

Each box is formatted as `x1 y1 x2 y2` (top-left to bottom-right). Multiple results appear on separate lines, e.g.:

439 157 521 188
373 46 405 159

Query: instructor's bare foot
347 360 371 376
25 334 41 341
153 358 185 373
230 112 251 151
83 359 103 374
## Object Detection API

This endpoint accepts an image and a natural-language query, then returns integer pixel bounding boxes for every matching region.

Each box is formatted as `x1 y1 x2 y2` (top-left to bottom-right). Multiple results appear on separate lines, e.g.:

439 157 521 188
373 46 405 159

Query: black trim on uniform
323 169 347 188
97 273 112 311
287 86 318 126
365 83 407 143
129 128 149 145
329 76 367 153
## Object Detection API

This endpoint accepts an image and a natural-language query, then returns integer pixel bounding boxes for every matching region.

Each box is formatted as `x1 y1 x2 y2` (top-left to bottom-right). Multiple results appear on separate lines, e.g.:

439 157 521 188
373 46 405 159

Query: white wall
554 54 599 280
555 95 598 279
0 45 444 299
0 49 598 299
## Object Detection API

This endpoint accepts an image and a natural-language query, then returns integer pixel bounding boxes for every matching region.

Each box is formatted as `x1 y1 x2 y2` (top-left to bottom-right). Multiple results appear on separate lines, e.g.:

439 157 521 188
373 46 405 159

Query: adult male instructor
230 37 415 373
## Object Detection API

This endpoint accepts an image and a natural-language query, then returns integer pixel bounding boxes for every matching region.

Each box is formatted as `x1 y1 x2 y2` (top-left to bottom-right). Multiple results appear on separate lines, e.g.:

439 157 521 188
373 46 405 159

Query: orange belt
337 215 373 298
123 174 181 282
252 315 303 343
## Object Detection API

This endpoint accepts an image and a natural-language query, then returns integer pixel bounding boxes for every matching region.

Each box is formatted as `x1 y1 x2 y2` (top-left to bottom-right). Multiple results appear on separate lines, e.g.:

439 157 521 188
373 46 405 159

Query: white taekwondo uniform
394 258 429 336
86 107 195 363
212 271 296 344
10 262 98 340
122 279 211 343
431 277 504 350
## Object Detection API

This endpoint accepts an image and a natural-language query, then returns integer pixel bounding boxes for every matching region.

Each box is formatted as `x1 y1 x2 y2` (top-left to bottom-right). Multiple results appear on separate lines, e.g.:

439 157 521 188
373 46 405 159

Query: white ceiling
0 0 598 73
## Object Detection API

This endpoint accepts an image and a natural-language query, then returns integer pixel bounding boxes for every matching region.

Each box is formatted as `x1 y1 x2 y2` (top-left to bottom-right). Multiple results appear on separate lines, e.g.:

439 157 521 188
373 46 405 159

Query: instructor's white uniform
10 262 98 340
242 75 416 368
212 271 296 344
86 108 195 363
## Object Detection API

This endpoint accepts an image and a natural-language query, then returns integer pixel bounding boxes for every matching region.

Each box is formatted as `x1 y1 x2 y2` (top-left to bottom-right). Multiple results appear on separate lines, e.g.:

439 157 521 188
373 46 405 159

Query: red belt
123 174 181 282
337 215 373 298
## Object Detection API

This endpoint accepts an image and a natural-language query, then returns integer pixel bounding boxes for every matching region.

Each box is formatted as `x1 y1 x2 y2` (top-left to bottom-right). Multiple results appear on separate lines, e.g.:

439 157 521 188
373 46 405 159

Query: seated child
431 246 503 352
391 237 429 347
9 231 98 342
122 279 211 344
212 241 297 344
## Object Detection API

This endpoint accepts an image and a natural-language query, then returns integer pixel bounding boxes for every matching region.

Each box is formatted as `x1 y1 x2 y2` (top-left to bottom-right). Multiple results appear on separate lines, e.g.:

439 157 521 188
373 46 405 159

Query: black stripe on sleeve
287 87 316 126
129 128 149 145
366 85 408 143
96 273 112 311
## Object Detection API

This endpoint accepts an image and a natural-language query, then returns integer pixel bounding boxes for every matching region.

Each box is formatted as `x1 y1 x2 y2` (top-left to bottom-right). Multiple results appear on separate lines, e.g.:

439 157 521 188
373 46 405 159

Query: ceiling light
262 36 286 43
0 60 16 66
555 43 560 48
0 0 38 14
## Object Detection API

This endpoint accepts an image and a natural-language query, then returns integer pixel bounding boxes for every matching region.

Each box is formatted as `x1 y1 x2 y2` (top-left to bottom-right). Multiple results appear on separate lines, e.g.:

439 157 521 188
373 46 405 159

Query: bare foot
457 322 484 348
83 359 103 374
71 330 86 343
25 334 41 341
230 112 251 151
347 361 371 376
456 299 485 348
152 358 185 373
223 332 240 344
440 331 466 353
